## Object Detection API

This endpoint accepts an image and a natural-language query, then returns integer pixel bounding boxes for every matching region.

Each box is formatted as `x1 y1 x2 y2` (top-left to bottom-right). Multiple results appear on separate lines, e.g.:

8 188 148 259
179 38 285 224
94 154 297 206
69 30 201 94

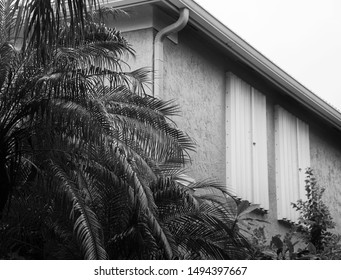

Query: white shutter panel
297 119 310 199
226 73 269 210
275 106 310 221
251 88 269 210
226 73 252 198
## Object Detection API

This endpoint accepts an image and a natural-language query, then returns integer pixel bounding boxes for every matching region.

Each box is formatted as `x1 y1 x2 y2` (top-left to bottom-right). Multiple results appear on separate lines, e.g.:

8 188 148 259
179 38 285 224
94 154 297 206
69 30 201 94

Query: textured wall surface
121 28 154 69
118 28 154 95
162 28 226 183
310 127 341 233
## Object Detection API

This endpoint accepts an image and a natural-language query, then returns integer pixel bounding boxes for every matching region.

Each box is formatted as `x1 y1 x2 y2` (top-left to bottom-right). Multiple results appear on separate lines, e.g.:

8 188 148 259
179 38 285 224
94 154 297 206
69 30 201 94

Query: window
275 106 310 222
226 73 269 210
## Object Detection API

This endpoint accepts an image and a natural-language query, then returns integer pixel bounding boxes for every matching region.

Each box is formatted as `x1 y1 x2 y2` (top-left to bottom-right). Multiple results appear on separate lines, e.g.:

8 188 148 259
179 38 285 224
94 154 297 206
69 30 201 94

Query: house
105 0 341 237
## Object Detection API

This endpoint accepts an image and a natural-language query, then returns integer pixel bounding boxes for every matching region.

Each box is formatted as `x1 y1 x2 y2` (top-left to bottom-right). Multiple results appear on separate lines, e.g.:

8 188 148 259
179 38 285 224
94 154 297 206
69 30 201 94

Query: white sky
195 0 341 110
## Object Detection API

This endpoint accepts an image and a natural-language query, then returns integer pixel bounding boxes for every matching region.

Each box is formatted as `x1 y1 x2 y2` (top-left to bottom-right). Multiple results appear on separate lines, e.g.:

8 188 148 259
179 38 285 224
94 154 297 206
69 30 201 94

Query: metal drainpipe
153 8 189 98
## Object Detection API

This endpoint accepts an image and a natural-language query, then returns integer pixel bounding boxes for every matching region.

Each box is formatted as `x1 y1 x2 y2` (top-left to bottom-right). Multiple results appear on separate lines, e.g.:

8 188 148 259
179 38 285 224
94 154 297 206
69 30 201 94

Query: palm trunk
0 162 10 218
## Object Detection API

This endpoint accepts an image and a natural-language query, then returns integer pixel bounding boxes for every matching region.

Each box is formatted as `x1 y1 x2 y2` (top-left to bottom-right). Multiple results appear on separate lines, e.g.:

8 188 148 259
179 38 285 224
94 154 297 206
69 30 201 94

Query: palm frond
16 0 100 62
0 0 18 42
47 160 107 260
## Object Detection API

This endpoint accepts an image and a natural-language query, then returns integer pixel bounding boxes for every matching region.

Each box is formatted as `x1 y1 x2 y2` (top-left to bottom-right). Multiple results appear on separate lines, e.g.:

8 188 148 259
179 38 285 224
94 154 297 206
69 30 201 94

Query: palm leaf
47 160 108 260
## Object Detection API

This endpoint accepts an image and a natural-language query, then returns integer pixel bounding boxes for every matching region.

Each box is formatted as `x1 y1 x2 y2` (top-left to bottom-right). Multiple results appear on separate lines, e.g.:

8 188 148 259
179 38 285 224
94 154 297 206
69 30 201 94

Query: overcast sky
195 0 341 110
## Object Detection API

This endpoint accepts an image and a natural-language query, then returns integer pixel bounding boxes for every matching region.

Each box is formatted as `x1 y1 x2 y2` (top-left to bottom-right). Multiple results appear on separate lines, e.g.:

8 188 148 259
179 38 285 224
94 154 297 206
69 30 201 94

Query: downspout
153 8 189 98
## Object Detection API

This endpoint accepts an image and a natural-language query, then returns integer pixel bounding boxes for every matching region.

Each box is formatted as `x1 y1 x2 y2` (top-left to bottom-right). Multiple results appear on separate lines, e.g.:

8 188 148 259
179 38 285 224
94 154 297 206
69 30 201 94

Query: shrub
291 168 335 252
252 168 340 260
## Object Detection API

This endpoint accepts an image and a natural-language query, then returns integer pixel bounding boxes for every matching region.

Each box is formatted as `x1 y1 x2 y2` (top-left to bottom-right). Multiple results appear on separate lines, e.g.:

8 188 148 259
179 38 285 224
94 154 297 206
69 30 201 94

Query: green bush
291 168 335 252
252 168 341 260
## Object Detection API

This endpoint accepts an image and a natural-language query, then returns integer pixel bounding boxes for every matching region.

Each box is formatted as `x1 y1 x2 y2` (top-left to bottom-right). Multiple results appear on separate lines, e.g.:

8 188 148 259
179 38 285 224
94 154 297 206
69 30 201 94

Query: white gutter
153 8 189 98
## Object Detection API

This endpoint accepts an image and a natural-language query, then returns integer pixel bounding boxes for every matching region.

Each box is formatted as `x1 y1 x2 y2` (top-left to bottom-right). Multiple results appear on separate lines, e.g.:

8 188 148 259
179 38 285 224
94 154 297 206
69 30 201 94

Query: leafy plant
252 168 340 260
291 168 335 252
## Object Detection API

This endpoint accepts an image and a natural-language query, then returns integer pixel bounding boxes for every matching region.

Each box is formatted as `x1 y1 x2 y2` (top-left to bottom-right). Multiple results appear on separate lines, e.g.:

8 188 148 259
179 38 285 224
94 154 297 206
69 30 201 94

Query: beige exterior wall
310 126 341 233
162 28 226 183
110 5 341 237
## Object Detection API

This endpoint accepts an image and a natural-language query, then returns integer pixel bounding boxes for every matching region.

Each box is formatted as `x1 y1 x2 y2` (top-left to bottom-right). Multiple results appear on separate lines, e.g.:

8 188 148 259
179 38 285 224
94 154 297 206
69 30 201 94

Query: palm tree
0 0 253 259
1 0 191 258
0 0 96 217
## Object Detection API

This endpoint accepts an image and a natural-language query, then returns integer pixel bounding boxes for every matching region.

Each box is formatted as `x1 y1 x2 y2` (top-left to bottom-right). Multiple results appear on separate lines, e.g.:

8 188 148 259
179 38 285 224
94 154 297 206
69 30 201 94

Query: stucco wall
105 24 155 95
162 28 226 183
310 126 341 233
121 28 154 71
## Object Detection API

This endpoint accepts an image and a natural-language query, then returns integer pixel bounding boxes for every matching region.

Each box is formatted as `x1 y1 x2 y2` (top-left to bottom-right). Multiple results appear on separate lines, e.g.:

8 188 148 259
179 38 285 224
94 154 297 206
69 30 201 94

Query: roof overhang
109 0 341 131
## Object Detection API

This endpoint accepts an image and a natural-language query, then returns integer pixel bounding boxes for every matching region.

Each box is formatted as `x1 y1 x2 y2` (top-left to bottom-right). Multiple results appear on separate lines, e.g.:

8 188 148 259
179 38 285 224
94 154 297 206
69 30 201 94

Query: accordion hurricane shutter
226 73 269 210
275 106 310 222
